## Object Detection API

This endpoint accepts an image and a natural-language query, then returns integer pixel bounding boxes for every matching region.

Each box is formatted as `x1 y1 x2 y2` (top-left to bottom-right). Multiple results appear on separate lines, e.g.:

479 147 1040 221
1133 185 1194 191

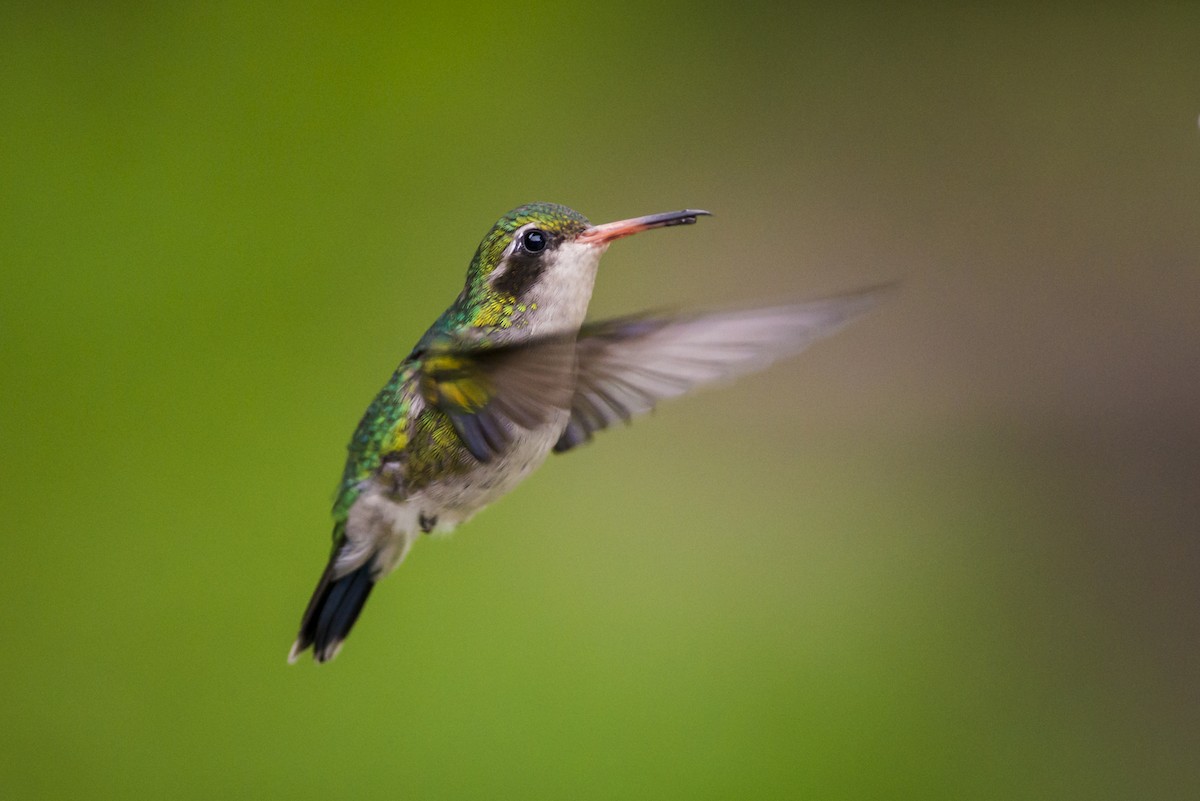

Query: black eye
521 228 548 253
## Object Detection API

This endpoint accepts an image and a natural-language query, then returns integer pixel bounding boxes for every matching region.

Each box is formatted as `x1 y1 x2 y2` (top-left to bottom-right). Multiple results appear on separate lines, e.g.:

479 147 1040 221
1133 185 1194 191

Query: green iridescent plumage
332 363 417 522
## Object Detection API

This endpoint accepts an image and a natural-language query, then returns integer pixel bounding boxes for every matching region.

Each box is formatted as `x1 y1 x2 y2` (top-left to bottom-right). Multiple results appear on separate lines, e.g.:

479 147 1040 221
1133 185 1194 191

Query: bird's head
461 203 709 332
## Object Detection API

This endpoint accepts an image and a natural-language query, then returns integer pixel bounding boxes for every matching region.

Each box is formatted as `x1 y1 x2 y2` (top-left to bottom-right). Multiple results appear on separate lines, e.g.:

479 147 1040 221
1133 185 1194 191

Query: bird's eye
521 228 548 254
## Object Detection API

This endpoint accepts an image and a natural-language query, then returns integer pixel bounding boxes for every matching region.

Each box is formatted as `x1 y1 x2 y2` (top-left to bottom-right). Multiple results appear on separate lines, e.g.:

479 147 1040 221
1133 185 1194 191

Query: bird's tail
288 547 376 664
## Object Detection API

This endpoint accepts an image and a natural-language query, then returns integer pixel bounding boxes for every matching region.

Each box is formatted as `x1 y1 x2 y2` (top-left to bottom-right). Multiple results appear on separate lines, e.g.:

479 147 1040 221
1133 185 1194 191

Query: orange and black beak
576 209 711 246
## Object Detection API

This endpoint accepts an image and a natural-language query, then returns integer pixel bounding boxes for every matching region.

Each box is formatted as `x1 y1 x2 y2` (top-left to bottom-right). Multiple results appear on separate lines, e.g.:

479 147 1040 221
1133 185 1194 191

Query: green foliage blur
2 3 1197 799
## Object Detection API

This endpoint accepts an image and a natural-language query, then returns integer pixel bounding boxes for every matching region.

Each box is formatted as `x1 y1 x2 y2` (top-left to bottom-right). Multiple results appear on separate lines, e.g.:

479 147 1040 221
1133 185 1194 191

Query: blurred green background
2 3 1197 799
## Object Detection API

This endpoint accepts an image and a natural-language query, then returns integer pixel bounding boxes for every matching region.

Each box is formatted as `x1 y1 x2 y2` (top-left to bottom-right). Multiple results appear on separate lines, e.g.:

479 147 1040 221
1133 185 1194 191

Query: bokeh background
3 3 1198 799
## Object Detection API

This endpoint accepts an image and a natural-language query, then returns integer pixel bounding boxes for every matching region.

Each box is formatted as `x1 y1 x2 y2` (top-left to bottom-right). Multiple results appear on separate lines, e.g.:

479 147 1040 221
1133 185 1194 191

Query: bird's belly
417 417 565 526
340 415 566 577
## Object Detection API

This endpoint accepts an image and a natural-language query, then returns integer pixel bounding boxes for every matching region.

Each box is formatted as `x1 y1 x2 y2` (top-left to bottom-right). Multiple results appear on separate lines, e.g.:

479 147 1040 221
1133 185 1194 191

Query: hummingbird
289 202 886 663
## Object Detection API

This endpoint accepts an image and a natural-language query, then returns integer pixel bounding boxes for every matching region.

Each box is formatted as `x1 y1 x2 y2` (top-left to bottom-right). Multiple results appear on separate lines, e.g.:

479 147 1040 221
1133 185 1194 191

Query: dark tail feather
288 552 376 664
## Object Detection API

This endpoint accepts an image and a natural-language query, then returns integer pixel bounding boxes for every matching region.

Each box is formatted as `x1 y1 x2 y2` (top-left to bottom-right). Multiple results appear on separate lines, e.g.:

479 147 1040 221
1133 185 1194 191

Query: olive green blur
2 3 1197 799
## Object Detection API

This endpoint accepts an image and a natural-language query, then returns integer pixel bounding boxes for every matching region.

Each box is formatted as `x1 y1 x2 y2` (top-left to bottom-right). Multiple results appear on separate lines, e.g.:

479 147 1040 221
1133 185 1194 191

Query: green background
3 3 1197 799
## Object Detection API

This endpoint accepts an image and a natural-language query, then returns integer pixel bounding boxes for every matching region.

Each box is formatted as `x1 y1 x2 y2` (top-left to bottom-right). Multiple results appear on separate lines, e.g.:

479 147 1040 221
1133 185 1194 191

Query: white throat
520 241 607 336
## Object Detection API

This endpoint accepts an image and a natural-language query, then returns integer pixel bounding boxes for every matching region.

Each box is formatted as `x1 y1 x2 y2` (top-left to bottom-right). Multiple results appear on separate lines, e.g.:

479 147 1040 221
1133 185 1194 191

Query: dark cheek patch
492 253 549 298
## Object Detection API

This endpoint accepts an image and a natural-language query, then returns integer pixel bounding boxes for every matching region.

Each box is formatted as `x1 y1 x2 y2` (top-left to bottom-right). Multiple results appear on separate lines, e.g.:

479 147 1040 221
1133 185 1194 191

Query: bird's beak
576 209 711 246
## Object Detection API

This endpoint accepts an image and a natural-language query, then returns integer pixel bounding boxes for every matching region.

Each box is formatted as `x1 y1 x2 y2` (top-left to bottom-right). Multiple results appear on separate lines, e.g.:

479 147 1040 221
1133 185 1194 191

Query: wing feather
553 284 891 452
420 335 576 462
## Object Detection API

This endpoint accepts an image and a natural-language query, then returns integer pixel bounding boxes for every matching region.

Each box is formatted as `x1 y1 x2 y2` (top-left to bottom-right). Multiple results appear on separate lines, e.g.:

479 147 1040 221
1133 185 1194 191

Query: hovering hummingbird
289 202 886 663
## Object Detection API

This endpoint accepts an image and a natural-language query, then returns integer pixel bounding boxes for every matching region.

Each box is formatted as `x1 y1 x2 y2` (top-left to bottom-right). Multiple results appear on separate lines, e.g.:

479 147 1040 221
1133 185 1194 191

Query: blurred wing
553 284 891 453
419 336 576 462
